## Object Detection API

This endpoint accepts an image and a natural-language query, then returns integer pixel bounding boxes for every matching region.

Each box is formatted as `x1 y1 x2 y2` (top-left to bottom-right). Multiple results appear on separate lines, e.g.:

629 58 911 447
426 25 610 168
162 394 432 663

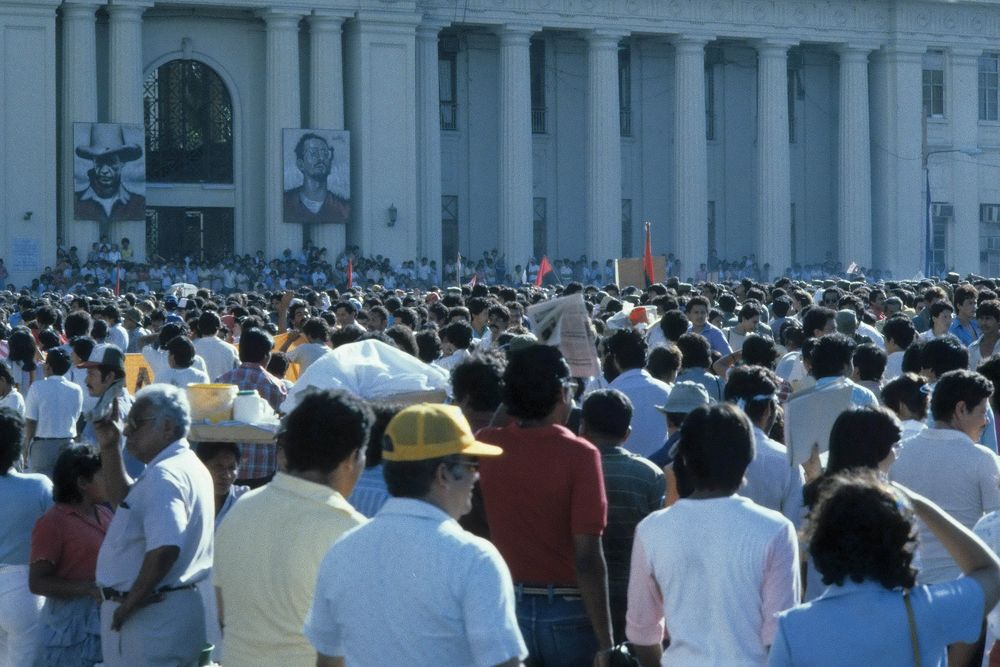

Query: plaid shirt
217 363 287 481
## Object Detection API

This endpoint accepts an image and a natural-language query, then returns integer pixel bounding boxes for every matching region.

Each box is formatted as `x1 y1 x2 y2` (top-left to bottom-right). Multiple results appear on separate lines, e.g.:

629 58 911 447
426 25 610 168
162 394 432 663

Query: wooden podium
614 257 665 288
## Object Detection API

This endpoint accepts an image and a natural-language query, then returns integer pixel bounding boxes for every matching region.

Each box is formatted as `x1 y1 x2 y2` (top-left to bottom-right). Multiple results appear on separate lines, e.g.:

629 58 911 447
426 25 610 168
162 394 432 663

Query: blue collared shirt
770 577 983 666
950 316 981 347
688 322 733 356
814 376 879 408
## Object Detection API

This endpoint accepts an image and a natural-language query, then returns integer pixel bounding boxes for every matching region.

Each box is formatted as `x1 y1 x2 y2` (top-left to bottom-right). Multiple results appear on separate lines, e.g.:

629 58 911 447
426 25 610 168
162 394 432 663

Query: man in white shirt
94 384 214 667
891 370 1000 584
23 349 83 477
882 315 916 382
192 312 239 382
101 305 130 352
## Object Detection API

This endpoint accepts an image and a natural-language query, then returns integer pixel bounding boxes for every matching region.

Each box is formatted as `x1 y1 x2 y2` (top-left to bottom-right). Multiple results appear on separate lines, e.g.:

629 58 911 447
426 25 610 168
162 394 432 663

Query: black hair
741 335 778 368
0 407 25 473
195 441 242 464
659 310 690 342
385 325 419 358
38 329 61 352
931 369 994 424
362 402 404 469
384 457 447 498
239 328 273 364
581 388 633 439
301 317 330 342
853 343 887 382
646 344 682 382
51 445 102 504
64 311 92 339
415 329 442 364
881 373 929 421
503 344 570 420
7 327 36 372
45 348 72 376
280 389 373 475
676 333 712 369
197 310 222 336
294 132 331 160
901 340 925 375
771 295 792 318
452 352 506 412
0 362 14 386
723 366 777 428
166 336 196 368
807 471 916 590
802 306 836 337
674 403 754 495
442 321 474 350
606 328 648 370
920 336 968 378
70 336 96 364
978 300 1000 321
882 315 916 350
810 333 855 379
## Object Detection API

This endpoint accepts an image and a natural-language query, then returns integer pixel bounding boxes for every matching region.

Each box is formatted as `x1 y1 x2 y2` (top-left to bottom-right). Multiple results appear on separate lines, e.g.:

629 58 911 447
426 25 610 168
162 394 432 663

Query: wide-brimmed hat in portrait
75 123 143 162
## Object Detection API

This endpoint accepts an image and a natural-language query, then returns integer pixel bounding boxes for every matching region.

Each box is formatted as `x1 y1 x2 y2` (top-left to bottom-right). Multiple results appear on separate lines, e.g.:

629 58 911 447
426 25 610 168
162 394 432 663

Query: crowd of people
2 267 1000 666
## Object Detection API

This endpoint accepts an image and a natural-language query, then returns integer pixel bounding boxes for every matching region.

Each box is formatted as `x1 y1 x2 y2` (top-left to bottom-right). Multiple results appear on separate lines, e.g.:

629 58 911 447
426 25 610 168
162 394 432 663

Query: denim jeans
516 585 597 667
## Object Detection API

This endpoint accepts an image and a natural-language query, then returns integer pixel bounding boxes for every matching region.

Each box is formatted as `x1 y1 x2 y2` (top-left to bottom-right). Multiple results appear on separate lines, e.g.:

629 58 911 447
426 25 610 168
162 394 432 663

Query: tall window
621 199 633 257
923 50 945 118
442 196 459 264
143 59 233 183
705 65 716 141
980 54 999 121
530 39 546 134
619 46 632 137
533 197 547 258
931 203 952 275
439 49 458 130
981 204 1000 276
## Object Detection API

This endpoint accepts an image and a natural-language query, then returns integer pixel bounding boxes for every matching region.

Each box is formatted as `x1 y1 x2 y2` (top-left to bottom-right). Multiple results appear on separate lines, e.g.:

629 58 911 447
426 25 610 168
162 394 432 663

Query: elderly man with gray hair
93 384 215 666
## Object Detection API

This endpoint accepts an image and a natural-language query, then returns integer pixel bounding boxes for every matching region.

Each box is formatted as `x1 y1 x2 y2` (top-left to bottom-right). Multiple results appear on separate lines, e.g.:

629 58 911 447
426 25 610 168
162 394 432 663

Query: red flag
643 222 655 287
347 258 353 289
535 256 554 287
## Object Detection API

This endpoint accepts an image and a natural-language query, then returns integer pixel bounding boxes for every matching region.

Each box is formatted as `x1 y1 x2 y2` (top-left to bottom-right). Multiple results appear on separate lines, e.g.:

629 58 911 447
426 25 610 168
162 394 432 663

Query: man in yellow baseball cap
304 403 527 666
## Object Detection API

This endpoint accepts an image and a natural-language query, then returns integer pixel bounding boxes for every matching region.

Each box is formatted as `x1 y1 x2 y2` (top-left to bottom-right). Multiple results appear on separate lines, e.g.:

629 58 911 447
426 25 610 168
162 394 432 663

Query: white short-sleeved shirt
626 495 800 666
891 427 1000 584
742 427 805 528
156 365 212 388
304 498 527 666
96 439 214 591
142 346 209 381
285 342 331 373
0 388 25 416
24 374 83 438
193 336 239 383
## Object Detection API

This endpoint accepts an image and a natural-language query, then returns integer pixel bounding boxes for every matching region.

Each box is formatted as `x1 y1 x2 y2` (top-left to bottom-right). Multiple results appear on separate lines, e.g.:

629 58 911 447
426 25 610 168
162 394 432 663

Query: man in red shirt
478 344 613 666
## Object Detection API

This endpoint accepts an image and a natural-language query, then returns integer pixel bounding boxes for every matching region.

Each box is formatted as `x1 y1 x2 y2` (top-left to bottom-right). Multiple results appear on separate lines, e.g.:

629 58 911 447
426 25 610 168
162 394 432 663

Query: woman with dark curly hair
769 471 1000 666
6 326 38 393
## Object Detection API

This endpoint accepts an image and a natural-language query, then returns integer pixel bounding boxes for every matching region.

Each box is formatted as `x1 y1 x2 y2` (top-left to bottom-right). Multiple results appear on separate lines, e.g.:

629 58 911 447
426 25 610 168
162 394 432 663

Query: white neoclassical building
2 0 1000 286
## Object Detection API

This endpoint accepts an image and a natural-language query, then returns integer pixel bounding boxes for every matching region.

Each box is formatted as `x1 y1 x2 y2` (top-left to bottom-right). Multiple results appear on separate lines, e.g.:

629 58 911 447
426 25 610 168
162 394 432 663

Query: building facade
2 0 1000 287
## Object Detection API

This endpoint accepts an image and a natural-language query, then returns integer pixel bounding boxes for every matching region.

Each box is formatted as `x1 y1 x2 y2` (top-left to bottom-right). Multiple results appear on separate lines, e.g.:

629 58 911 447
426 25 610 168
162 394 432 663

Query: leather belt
101 583 197 603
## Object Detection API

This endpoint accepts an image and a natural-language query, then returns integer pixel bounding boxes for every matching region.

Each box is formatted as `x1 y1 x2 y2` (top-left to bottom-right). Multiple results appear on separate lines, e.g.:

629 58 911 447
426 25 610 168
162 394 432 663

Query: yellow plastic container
186 384 238 424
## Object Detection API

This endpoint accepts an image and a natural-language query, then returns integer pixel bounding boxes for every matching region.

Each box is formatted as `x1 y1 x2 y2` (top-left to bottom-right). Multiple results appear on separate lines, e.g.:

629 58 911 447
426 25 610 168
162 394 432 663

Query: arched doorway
142 59 234 262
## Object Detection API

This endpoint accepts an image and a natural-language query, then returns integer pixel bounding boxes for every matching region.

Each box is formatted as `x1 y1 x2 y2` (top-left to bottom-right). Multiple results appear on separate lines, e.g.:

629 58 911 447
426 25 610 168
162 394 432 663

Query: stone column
584 30 624 264
60 1 101 258
416 21 447 269
755 40 795 276
870 45 923 277
837 44 875 270
950 47 981 275
672 35 710 277
260 9 304 258
107 0 150 260
496 25 537 269
308 11 349 259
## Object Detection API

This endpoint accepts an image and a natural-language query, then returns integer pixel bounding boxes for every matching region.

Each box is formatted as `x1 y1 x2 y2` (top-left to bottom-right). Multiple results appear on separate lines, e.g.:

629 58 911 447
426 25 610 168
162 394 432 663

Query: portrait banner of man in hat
282 128 350 225
73 122 147 223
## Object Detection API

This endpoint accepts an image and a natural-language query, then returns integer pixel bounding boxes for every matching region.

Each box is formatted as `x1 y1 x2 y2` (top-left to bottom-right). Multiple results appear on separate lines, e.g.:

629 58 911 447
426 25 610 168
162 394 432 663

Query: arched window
143 59 233 183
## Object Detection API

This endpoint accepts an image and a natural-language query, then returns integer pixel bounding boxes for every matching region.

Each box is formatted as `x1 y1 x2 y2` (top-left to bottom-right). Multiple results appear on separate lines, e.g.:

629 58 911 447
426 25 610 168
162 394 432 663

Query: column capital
585 29 627 47
257 7 307 27
417 19 450 39
836 42 879 58
877 42 927 63
309 11 350 30
60 1 101 17
106 1 151 19
753 38 798 56
495 24 540 46
671 33 713 49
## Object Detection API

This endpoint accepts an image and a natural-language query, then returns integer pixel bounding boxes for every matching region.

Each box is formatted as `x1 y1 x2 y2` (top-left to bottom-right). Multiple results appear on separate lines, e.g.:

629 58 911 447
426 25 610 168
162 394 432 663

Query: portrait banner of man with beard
282 129 351 225
73 122 147 223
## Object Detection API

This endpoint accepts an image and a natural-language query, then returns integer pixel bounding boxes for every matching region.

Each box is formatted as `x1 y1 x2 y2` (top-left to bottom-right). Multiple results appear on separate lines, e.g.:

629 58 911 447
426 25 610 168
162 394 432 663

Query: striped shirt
216 363 287 481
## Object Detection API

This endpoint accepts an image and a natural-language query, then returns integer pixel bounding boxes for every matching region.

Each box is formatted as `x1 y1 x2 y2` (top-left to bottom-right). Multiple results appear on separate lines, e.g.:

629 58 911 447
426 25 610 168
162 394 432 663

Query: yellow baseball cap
383 403 503 462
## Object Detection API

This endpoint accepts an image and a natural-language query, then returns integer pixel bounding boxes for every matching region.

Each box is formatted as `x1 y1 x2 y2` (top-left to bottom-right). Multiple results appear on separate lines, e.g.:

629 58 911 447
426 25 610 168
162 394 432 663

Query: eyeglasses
126 415 157 431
